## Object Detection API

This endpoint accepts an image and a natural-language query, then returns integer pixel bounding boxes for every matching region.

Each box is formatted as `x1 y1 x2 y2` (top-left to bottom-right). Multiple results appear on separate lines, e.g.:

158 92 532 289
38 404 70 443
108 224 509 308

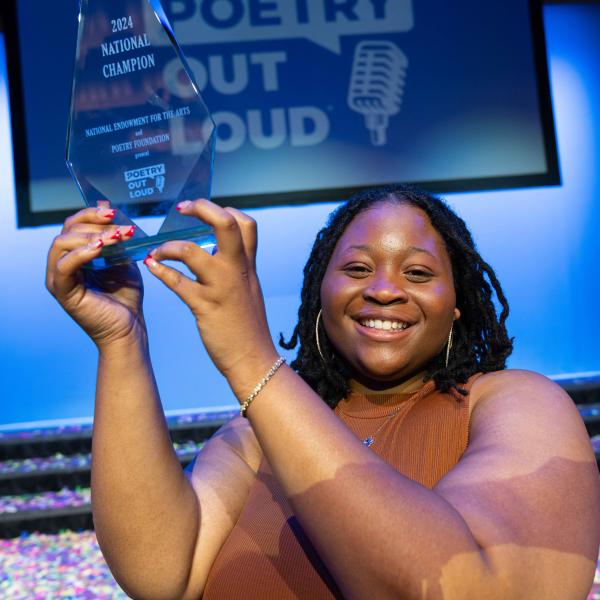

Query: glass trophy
66 0 216 269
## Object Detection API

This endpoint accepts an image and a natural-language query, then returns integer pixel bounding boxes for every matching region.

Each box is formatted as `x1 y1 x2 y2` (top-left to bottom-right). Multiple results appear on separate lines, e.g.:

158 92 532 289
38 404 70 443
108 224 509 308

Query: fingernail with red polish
124 225 136 237
89 239 104 250
144 255 157 268
110 230 121 240
176 201 192 211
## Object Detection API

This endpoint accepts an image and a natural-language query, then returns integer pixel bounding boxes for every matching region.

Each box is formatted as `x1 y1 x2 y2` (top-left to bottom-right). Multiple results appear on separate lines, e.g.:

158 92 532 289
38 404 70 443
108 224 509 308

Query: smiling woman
282 186 513 404
321 202 461 390
46 185 599 599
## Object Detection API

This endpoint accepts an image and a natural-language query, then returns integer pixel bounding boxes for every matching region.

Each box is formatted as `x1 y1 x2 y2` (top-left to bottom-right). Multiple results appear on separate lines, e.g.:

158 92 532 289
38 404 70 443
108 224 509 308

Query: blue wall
1 4 599 428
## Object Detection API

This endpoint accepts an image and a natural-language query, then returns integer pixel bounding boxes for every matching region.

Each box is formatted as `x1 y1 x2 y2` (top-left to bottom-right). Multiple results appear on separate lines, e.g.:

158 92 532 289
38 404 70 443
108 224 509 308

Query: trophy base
86 226 216 270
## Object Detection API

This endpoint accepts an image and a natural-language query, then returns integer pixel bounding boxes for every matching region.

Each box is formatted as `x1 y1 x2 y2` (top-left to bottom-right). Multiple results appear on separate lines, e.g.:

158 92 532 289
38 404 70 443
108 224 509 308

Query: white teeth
360 319 408 331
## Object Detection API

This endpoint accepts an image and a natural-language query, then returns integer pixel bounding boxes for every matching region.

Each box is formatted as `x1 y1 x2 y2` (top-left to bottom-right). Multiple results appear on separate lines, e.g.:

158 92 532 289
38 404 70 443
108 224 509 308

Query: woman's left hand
145 199 279 383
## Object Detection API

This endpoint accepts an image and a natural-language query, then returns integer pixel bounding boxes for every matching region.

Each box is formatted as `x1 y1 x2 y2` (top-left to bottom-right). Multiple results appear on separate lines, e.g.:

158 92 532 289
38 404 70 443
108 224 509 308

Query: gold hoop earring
316 309 326 362
445 323 454 369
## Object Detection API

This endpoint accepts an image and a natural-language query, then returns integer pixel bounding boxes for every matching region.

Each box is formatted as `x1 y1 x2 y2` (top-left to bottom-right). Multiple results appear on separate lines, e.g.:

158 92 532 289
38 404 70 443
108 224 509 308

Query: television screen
2 0 558 227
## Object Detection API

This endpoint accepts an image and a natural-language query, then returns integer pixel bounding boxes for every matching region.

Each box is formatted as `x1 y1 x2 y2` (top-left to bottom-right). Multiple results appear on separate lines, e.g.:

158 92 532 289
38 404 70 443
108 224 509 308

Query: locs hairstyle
280 185 513 408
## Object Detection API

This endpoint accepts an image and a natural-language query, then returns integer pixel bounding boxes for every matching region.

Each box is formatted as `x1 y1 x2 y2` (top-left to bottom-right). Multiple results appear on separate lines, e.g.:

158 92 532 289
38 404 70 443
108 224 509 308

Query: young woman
46 186 599 599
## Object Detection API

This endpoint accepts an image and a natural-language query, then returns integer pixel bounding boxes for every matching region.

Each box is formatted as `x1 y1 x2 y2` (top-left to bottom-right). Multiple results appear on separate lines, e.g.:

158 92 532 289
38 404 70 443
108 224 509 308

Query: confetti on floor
0 440 204 477
0 488 91 514
0 530 128 599
591 561 600 600
0 529 598 599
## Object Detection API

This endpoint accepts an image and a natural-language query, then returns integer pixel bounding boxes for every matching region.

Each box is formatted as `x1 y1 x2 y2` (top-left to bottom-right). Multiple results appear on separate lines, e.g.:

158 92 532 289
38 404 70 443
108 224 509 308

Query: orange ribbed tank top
203 376 478 599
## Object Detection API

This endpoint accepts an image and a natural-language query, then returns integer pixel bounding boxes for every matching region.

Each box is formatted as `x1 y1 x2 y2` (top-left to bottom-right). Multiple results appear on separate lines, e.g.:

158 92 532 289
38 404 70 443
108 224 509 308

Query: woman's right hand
46 203 145 350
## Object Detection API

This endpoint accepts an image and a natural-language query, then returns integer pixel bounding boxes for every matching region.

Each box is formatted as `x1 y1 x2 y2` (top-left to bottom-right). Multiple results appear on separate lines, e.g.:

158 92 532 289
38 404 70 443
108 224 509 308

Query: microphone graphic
348 41 408 146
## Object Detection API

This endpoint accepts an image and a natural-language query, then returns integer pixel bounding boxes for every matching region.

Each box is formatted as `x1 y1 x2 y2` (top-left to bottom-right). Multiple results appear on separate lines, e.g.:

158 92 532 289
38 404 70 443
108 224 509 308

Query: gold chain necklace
358 379 433 448
362 404 406 447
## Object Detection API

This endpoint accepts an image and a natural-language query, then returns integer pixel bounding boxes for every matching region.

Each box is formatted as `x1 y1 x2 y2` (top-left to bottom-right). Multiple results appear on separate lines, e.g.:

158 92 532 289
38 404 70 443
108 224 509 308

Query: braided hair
279 184 513 408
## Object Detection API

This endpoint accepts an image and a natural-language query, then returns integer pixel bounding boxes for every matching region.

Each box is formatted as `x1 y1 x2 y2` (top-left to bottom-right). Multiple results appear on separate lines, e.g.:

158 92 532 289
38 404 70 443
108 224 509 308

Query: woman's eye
344 265 370 276
405 269 433 281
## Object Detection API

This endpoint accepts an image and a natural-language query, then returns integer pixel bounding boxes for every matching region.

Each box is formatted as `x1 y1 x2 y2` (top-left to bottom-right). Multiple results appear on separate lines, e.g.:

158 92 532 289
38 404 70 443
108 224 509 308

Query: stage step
0 409 236 460
0 409 235 538
0 439 205 496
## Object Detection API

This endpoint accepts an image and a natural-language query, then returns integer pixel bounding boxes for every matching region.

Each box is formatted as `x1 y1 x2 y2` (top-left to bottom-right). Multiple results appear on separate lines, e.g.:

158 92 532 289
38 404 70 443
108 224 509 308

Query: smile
358 319 410 331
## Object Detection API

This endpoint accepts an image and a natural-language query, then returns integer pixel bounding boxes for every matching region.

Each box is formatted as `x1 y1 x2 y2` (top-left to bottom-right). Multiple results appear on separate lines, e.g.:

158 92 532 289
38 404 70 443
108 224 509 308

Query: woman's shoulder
471 367 560 390
468 368 571 415
466 369 592 460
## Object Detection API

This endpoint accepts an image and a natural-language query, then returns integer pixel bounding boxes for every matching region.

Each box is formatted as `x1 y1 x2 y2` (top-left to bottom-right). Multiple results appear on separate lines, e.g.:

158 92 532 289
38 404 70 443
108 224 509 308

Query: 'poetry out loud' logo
124 164 166 200
147 0 414 148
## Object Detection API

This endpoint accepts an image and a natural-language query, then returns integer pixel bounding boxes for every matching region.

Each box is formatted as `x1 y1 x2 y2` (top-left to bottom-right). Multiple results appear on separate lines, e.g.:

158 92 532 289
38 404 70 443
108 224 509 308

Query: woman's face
320 201 460 388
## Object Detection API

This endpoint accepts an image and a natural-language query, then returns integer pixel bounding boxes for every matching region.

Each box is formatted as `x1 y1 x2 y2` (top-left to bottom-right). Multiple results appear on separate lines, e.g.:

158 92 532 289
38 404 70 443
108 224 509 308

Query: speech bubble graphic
149 0 414 55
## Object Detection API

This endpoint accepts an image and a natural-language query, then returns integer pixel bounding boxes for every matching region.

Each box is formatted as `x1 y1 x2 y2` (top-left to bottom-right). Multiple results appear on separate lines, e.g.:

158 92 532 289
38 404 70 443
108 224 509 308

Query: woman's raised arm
92 337 262 599
248 366 600 599
46 206 261 599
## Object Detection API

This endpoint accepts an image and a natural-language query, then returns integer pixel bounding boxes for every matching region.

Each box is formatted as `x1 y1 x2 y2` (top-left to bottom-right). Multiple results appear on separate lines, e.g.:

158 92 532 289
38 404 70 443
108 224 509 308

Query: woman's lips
353 318 414 340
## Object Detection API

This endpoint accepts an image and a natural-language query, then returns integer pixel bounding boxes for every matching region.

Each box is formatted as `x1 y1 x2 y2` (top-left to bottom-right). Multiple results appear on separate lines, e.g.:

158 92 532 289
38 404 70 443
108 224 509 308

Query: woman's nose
363 274 409 304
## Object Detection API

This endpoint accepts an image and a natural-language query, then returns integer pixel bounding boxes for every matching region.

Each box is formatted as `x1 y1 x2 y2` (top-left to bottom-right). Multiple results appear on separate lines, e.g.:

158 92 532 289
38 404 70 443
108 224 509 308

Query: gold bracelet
240 357 286 418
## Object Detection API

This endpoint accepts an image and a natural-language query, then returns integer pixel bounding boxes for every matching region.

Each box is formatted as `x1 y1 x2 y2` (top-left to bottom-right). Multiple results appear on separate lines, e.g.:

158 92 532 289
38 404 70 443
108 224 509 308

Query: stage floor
1 529 599 599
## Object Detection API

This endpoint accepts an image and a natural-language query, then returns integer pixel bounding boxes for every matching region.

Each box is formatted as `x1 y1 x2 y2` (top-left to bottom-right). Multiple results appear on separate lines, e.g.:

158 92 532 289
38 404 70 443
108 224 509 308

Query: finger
176 199 244 261
52 212 134 296
222 208 268 325
68 222 136 236
223 207 257 271
46 227 136 292
50 239 106 298
47 232 101 292
150 240 211 282
61 205 117 234
48 226 135 272
143 255 201 309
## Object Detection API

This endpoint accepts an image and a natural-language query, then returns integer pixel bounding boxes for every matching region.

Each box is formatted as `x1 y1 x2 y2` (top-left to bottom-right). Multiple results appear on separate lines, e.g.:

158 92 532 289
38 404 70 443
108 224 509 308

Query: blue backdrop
0 3 599 428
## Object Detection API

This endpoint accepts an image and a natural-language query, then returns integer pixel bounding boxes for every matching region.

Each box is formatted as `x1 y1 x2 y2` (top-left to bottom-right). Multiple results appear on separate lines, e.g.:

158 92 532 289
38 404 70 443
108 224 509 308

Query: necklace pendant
363 436 374 447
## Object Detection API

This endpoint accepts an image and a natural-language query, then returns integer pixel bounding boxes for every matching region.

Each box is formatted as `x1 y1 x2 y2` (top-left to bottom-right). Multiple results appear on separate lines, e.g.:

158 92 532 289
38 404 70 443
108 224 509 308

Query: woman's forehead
335 202 446 256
